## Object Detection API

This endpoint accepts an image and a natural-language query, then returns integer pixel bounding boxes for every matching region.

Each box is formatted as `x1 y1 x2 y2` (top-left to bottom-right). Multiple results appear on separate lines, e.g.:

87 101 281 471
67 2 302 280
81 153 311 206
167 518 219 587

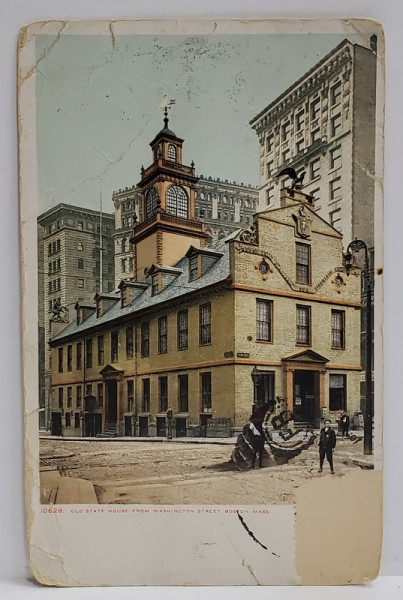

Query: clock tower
130 109 208 280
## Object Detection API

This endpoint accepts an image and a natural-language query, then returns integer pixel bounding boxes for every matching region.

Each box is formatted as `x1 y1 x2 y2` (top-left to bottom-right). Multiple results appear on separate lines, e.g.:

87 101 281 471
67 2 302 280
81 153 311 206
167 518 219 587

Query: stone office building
37 204 115 429
250 37 377 250
48 116 362 438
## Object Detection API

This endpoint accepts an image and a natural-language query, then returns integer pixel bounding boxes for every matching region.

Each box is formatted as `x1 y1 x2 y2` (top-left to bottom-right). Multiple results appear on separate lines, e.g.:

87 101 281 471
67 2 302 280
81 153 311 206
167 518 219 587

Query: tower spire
163 106 169 129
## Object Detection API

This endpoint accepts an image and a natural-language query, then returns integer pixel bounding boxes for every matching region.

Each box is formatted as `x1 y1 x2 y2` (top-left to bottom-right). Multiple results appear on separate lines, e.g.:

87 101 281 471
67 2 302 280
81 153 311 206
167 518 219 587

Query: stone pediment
282 349 329 364
99 364 124 378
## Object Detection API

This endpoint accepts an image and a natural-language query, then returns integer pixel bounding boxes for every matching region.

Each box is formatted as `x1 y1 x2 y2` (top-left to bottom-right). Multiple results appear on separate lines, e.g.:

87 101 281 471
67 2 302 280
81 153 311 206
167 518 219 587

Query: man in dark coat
340 412 350 438
318 419 336 474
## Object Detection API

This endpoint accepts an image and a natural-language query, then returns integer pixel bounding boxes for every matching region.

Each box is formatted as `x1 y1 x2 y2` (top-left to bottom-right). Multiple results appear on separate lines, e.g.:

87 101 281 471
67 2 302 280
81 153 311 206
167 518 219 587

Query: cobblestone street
40 437 370 505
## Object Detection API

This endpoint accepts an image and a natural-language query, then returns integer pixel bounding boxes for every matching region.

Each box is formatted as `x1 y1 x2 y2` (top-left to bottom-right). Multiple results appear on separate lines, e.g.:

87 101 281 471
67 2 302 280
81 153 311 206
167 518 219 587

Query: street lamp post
344 239 373 455
251 366 261 415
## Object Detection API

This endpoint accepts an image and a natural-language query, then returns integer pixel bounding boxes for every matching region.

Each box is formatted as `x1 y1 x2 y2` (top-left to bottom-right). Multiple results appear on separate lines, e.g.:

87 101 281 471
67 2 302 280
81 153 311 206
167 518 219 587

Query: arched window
146 187 159 218
168 144 177 162
166 186 188 218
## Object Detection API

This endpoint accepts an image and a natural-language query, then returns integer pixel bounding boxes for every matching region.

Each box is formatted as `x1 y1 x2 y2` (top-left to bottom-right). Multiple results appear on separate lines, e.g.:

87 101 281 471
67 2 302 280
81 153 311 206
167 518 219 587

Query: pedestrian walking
340 412 350 438
318 419 336 474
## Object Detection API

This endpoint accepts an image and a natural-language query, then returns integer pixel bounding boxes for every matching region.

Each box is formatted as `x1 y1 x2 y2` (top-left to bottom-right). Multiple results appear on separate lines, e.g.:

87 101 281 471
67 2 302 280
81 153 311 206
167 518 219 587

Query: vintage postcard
19 19 384 586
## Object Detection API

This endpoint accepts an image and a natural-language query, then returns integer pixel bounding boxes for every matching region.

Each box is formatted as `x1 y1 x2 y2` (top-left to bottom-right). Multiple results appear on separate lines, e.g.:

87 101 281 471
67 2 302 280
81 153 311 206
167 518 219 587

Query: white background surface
1 0 402 596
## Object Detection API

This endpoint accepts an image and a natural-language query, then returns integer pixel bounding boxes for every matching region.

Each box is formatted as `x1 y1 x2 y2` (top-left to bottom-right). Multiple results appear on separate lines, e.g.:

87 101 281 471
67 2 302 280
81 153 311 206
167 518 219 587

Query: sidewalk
40 435 238 445
40 471 98 504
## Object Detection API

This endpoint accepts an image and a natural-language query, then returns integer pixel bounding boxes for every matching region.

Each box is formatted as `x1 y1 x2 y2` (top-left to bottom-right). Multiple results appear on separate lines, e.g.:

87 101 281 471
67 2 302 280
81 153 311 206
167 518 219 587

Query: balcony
140 158 196 182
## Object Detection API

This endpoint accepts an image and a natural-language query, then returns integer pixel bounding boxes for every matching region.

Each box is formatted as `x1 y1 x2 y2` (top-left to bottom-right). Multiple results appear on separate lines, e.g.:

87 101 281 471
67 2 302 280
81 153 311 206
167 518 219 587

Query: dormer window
151 274 160 296
149 265 182 296
186 246 223 282
96 299 103 318
189 255 200 281
168 144 177 162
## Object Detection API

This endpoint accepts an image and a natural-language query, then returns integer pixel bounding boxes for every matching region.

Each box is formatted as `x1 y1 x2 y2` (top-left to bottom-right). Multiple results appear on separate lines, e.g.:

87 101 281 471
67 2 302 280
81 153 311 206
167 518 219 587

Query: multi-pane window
67 387 72 408
267 160 274 178
168 144 177 161
58 387 63 408
311 98 321 120
76 342 82 370
330 178 342 200
331 310 345 348
85 338 93 368
127 380 134 412
329 374 346 411
256 299 273 342
296 139 304 154
189 255 199 281
296 306 311 345
330 207 342 232
126 326 134 359
65 413 71 427
266 186 275 206
141 322 150 357
201 373 212 411
330 146 342 170
310 188 320 202
158 316 168 354
296 110 304 131
146 187 159 218
77 258 84 270
159 376 168 412
331 114 342 137
266 134 274 152
177 310 188 350
178 374 189 412
67 345 72 371
330 81 342 106
74 413 80 429
58 348 63 373
167 186 188 218
282 148 291 163
142 379 150 412
296 243 311 284
310 158 320 180
111 331 119 362
85 383 92 397
282 121 290 141
97 383 103 408
97 335 104 365
76 385 82 408
77 278 84 289
199 303 212 346
311 129 321 143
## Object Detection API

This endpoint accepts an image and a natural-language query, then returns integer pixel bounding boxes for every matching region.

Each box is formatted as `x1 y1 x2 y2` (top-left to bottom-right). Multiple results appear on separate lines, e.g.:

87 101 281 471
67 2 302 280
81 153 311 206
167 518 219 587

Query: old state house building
48 113 362 438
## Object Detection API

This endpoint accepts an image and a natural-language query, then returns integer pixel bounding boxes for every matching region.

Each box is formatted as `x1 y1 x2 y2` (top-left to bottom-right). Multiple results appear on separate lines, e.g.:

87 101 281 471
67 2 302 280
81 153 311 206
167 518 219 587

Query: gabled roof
117 279 148 290
99 364 124 376
258 202 343 238
50 240 231 344
185 245 223 259
282 349 329 363
148 264 183 276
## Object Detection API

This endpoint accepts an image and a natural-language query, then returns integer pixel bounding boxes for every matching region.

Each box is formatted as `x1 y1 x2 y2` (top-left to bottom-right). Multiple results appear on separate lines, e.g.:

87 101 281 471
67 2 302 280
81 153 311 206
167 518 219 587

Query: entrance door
106 380 117 426
156 417 166 437
51 412 62 436
199 414 211 437
124 416 132 436
293 370 317 423
176 418 187 437
139 416 149 437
